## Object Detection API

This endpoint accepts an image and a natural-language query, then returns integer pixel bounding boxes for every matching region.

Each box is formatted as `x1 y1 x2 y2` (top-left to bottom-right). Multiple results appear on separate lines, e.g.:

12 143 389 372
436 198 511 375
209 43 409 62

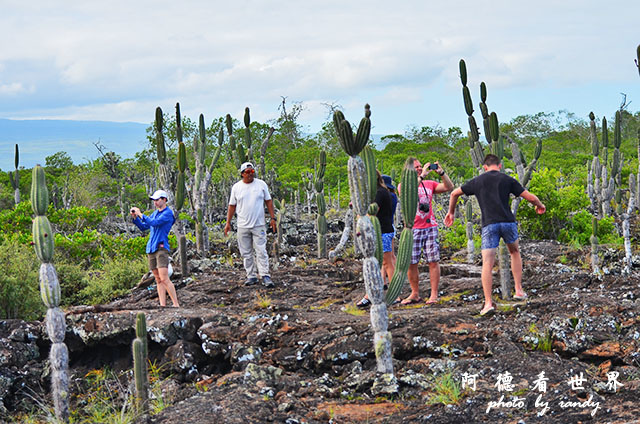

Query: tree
45 151 74 170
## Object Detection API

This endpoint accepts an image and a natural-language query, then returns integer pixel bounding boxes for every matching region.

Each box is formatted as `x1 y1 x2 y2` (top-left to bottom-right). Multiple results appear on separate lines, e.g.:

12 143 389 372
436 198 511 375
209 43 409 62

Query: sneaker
262 275 275 288
244 277 259 286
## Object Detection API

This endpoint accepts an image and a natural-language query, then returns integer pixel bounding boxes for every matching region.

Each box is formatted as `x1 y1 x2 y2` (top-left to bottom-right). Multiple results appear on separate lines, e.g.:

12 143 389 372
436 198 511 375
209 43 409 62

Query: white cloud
0 0 638 133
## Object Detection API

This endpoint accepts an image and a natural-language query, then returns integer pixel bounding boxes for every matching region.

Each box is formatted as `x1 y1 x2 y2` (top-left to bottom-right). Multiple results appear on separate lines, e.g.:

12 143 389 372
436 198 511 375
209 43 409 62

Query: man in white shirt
224 162 278 288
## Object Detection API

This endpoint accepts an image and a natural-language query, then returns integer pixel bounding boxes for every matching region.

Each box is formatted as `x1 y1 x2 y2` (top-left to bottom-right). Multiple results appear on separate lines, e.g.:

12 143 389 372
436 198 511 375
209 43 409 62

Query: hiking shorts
382 231 395 253
148 248 170 270
481 222 519 250
411 226 440 264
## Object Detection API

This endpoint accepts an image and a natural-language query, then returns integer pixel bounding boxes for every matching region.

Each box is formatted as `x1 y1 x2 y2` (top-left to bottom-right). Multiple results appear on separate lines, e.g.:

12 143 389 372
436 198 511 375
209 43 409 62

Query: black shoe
244 277 259 286
262 275 274 288
356 297 371 308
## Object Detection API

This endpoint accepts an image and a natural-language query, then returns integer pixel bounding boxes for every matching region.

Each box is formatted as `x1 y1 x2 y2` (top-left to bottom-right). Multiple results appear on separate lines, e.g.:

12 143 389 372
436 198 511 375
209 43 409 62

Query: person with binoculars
398 158 453 305
131 189 180 308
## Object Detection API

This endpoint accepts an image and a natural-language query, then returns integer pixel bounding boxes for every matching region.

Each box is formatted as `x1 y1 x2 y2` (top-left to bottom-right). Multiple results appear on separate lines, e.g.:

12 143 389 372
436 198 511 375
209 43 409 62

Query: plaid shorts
382 231 395 253
411 226 440 264
481 222 519 249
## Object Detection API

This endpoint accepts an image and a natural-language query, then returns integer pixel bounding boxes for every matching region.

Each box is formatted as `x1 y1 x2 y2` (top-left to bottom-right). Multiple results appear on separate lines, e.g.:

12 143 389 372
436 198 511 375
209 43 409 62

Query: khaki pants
237 226 270 278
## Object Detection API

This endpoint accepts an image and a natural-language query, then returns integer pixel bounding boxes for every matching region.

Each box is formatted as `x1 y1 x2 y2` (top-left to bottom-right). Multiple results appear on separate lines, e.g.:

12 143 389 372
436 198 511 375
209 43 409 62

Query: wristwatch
438 170 445 176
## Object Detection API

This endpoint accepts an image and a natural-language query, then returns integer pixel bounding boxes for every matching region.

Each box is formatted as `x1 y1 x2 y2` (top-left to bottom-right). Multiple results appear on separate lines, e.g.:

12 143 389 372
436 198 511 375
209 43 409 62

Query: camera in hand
418 202 430 213
130 208 135 213
428 163 438 170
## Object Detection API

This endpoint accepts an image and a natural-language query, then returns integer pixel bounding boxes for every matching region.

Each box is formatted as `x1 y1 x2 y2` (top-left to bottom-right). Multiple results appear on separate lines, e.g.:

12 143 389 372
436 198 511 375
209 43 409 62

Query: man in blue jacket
131 189 180 307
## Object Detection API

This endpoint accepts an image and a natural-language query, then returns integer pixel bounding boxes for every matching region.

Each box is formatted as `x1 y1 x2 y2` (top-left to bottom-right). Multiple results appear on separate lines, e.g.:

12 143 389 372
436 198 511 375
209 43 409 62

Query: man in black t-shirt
444 154 546 316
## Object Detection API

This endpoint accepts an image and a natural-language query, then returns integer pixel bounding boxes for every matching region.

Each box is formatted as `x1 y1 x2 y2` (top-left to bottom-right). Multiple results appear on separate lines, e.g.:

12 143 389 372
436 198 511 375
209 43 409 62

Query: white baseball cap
240 162 254 173
150 189 169 200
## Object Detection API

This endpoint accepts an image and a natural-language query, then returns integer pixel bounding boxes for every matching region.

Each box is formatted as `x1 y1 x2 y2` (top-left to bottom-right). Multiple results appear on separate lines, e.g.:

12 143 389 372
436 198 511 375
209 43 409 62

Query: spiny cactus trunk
32 166 69 422
349 159 392 374
465 200 475 263
591 217 601 277
622 175 636 274
294 189 300 220
498 241 511 299
132 312 150 416
316 151 327 259
329 206 353 262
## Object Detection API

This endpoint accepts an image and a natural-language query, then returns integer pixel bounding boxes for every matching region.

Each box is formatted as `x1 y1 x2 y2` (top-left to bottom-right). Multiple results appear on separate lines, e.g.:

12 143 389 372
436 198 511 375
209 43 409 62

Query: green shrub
0 239 43 320
80 256 147 305
559 210 622 247
440 219 480 251
48 205 108 233
0 202 33 242
56 262 89 306
517 168 590 240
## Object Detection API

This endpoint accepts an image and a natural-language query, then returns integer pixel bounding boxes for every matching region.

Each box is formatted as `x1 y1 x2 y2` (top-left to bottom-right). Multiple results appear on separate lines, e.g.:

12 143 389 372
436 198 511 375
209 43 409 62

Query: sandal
479 306 495 317
356 297 371 308
400 297 423 305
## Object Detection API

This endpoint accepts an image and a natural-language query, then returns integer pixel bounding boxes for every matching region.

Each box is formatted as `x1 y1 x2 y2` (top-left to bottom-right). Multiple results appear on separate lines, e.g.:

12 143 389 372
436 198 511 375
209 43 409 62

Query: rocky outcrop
1 241 639 423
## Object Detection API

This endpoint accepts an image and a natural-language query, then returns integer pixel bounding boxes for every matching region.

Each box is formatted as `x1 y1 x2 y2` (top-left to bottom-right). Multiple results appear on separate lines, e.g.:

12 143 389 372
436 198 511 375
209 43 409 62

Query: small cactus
9 144 20 204
132 312 150 416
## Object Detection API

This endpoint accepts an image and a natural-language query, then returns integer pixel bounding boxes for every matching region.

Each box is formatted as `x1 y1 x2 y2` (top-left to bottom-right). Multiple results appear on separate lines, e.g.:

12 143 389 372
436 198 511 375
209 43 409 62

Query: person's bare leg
506 241 525 297
152 268 167 306
157 267 179 307
426 262 440 303
402 263 421 303
480 248 497 313
382 251 396 282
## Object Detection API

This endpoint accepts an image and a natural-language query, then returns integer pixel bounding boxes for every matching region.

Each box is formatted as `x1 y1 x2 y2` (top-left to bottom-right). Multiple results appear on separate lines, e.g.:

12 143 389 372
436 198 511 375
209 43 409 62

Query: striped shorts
411 226 440 264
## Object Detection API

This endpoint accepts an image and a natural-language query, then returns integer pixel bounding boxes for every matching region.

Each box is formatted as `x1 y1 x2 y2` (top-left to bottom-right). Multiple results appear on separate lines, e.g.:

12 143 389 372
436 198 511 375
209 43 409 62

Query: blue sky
0 1 639 145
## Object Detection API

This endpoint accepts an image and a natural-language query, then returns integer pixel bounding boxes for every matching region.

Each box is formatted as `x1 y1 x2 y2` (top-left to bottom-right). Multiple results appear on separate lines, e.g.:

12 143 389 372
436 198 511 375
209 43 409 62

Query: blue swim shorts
481 222 519 250
382 231 395 253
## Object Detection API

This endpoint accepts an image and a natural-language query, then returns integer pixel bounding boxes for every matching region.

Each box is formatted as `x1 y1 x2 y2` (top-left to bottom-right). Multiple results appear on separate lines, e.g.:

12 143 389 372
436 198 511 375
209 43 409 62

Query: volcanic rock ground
3 232 640 423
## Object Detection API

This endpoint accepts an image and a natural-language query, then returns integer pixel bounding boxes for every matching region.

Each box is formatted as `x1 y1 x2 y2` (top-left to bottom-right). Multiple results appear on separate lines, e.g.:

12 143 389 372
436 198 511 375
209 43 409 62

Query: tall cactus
9 144 20 204
385 158 418 305
31 165 69 422
315 150 328 258
622 173 637 274
459 60 484 171
175 104 189 277
192 113 224 255
132 312 150 416
226 113 243 169
362 146 383 268
334 105 396 391
154 107 175 207
587 112 602 215
509 136 542 215
459 59 520 299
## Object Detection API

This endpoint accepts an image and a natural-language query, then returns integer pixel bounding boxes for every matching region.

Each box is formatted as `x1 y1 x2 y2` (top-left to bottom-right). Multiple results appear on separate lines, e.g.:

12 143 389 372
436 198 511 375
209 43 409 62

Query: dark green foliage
0 239 43 320
81 257 147 304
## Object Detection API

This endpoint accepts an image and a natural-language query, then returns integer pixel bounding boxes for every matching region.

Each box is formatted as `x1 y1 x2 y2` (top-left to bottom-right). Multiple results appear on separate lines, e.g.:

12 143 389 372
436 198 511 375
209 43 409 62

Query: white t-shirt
229 178 272 228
